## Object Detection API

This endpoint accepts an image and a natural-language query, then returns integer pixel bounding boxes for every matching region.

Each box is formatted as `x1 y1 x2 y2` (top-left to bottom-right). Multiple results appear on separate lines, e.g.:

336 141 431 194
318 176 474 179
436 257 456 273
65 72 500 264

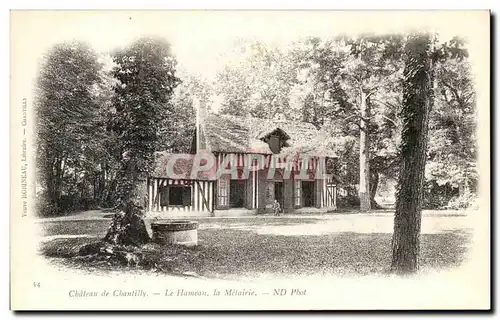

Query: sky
10 10 489 117
11 11 488 82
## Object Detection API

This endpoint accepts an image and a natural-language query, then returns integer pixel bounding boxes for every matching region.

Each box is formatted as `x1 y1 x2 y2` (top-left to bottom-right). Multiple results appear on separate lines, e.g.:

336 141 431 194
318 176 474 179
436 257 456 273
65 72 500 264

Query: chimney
194 98 207 152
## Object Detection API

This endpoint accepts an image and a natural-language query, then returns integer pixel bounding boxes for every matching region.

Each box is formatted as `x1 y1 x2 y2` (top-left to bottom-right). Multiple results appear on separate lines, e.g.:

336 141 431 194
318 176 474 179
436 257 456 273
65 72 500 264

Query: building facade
147 113 337 216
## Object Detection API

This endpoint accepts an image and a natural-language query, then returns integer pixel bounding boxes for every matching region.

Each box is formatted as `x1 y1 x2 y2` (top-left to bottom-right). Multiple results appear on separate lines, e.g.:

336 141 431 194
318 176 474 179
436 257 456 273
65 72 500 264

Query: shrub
423 181 458 209
446 190 477 210
337 193 360 208
36 198 59 217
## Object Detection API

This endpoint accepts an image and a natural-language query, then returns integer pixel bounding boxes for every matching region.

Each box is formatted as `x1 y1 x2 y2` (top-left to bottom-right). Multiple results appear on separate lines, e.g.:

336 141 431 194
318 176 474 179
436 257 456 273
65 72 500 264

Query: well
150 220 198 246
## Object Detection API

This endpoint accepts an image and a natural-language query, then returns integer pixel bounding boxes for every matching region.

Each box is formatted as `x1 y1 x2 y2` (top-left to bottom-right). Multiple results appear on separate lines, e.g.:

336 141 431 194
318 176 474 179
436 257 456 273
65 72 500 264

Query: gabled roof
198 114 338 158
152 114 339 179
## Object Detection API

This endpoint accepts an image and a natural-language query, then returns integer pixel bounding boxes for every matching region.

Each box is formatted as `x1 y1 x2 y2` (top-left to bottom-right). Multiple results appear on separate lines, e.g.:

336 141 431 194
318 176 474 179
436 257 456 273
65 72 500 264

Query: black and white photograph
9 10 490 311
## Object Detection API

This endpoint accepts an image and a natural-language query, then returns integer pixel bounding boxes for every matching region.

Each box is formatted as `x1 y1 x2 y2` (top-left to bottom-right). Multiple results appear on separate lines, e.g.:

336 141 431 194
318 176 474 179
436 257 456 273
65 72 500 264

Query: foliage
214 41 301 118
162 72 212 153
446 189 477 210
212 36 475 210
34 38 203 217
103 37 179 245
296 36 404 208
35 41 104 215
108 37 180 207
342 35 404 210
289 38 351 128
35 197 60 217
425 54 477 207
34 34 477 217
339 35 404 107
423 181 457 209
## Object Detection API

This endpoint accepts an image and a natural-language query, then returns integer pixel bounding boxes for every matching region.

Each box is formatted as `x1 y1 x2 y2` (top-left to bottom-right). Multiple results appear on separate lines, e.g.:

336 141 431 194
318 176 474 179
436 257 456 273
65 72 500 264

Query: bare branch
343 114 360 122
441 79 462 103
379 114 398 126
371 98 400 111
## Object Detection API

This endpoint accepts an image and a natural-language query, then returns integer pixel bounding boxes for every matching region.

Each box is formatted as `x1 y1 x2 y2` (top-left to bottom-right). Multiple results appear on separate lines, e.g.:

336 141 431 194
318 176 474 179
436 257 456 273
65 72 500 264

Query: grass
38 217 321 237
38 214 472 279
40 219 110 236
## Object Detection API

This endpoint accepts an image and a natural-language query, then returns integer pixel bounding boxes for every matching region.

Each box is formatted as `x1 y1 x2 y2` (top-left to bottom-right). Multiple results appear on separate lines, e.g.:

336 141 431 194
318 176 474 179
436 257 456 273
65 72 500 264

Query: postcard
10 10 490 310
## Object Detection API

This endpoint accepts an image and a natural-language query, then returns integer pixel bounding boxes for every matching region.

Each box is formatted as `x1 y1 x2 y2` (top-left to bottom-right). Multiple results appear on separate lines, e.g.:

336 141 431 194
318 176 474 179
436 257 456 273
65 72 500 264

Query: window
269 135 281 153
294 180 301 207
160 186 169 207
262 129 290 154
217 176 229 207
266 182 274 206
168 186 192 206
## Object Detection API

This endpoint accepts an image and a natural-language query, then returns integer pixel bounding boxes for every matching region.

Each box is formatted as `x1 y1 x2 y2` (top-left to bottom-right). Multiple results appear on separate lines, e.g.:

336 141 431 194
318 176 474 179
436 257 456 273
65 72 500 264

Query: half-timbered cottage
147 109 338 217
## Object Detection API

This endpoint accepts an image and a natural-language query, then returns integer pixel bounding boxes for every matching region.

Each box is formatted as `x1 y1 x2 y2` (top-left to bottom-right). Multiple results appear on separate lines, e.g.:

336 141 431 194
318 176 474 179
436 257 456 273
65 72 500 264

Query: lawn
38 212 472 279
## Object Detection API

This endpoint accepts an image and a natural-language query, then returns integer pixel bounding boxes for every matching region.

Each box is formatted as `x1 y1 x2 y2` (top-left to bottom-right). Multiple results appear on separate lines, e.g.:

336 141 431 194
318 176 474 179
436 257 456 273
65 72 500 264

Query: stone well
150 220 198 247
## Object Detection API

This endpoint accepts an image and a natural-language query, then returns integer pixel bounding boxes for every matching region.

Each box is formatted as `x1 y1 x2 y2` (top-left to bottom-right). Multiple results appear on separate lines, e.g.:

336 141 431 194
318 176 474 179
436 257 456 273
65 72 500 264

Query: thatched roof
198 114 338 158
152 114 338 179
151 152 216 180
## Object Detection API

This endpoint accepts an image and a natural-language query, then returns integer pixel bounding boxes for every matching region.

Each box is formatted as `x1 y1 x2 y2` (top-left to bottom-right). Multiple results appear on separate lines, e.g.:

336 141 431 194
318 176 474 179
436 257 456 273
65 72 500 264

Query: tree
161 72 212 153
339 35 404 211
367 85 402 208
290 38 351 128
391 33 434 274
35 41 103 216
214 41 301 119
104 37 179 245
293 36 404 209
215 38 404 209
425 54 477 209
86 62 125 208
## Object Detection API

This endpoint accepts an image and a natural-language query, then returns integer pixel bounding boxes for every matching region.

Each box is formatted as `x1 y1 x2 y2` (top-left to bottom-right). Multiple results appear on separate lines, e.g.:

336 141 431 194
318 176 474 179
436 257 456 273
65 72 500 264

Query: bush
36 197 59 217
58 194 80 212
423 181 458 209
337 193 360 208
446 191 477 210
77 198 100 211
36 194 103 217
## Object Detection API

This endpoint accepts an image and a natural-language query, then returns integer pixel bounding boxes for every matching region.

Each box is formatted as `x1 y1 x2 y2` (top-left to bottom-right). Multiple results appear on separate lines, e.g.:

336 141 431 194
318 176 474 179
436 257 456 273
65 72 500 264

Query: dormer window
269 135 281 153
261 128 290 154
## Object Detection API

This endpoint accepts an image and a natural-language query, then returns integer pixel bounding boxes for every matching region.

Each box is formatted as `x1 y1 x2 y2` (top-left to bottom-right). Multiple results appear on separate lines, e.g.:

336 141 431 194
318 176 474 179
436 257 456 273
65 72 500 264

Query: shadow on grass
39 227 471 280
40 220 110 237
38 217 323 237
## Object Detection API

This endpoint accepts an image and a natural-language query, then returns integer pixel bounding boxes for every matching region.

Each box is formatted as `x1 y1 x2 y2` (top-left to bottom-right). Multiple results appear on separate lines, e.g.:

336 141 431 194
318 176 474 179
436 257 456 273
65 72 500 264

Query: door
302 181 315 207
274 182 284 207
229 180 246 208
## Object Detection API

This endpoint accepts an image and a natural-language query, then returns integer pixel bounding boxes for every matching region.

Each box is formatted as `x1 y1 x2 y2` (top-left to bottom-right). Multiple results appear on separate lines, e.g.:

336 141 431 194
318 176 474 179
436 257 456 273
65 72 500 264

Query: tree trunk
47 156 65 210
370 170 380 208
359 90 371 211
391 34 433 274
104 175 118 206
45 158 56 202
53 158 63 202
103 153 150 246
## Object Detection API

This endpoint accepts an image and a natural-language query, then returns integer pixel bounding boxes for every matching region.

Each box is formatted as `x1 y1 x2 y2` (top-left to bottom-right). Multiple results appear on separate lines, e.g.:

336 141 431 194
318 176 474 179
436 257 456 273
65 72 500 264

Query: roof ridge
210 113 319 129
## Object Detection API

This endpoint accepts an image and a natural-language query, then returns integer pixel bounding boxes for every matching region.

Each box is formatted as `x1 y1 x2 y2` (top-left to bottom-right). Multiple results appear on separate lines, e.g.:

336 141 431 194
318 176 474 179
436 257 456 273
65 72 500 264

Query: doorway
274 182 284 207
302 181 315 207
229 179 246 208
